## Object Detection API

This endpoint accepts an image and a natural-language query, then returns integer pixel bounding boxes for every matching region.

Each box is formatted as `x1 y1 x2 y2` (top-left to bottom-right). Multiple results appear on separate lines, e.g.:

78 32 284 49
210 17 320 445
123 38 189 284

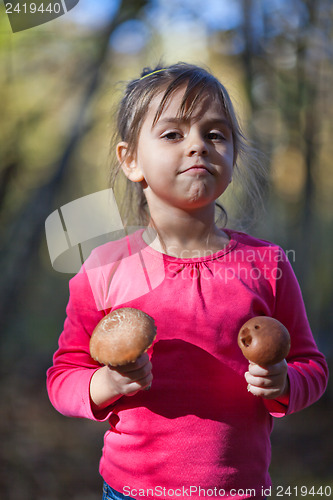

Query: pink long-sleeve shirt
47 229 328 500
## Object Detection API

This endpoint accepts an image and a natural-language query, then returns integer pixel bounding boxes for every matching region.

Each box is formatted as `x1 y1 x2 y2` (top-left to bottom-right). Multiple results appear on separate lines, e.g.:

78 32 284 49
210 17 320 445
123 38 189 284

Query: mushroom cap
90 308 157 366
238 316 290 366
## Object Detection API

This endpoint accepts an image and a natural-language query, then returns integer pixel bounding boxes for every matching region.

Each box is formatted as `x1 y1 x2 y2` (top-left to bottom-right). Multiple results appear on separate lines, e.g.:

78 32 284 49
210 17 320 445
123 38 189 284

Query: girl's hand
90 353 153 411
108 352 153 396
244 360 289 399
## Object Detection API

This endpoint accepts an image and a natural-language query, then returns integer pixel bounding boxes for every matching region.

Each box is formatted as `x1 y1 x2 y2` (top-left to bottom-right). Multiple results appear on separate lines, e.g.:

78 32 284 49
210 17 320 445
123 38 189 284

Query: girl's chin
175 199 219 213
179 188 223 209
145 185 225 213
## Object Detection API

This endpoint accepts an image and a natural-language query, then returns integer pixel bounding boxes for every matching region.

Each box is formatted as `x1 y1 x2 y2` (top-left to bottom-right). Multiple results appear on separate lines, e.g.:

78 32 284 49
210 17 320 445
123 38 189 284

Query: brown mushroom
90 307 157 366
238 316 290 366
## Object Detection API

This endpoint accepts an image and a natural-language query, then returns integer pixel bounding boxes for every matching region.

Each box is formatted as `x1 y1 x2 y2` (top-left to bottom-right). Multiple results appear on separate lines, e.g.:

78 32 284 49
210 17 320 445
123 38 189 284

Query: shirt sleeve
46 266 114 422
264 248 329 417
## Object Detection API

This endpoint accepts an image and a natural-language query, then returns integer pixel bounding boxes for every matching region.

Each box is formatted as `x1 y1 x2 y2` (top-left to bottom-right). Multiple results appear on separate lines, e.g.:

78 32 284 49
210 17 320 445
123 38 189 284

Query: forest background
0 0 332 499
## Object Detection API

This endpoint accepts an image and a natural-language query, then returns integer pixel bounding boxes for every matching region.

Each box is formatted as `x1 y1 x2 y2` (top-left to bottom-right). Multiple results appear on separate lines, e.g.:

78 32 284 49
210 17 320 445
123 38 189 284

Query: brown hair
109 62 267 228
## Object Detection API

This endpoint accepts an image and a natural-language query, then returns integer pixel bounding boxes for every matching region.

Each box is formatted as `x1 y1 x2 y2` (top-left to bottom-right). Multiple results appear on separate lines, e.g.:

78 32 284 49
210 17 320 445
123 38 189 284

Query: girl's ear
116 141 145 183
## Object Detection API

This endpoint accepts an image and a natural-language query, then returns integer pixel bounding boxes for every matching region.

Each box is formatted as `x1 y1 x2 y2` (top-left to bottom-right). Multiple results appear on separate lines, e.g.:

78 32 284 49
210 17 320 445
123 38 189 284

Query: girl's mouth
182 164 212 174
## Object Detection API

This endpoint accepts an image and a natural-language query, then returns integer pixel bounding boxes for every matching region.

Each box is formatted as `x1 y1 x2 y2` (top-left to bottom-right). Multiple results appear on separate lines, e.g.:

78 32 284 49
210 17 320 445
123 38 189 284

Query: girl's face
119 85 234 215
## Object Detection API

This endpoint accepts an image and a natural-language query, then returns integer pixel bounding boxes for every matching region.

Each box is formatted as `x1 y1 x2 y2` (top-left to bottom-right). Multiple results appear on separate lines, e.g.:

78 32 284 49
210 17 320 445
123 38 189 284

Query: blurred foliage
0 0 332 498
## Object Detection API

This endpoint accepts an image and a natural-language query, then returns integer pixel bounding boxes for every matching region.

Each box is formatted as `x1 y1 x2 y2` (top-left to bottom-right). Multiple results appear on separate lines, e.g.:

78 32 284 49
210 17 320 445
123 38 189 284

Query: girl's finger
248 360 287 377
247 384 282 399
245 371 275 388
123 372 153 395
109 353 151 374
247 364 270 377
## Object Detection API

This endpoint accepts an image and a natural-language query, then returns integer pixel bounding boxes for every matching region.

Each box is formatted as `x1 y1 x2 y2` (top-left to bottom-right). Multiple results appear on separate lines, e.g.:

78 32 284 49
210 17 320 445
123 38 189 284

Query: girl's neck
142 204 229 258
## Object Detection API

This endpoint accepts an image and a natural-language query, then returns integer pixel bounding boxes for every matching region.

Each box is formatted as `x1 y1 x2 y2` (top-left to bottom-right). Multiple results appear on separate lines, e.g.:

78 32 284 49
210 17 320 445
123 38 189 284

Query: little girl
47 63 328 500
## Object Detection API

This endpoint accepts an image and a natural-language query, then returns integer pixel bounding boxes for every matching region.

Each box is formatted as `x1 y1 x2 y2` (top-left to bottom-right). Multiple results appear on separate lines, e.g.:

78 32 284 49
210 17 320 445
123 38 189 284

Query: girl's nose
187 134 208 157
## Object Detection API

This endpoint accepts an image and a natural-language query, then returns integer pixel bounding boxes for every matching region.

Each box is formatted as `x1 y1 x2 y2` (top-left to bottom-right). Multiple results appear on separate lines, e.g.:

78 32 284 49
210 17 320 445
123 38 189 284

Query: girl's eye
207 131 225 141
161 131 182 141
